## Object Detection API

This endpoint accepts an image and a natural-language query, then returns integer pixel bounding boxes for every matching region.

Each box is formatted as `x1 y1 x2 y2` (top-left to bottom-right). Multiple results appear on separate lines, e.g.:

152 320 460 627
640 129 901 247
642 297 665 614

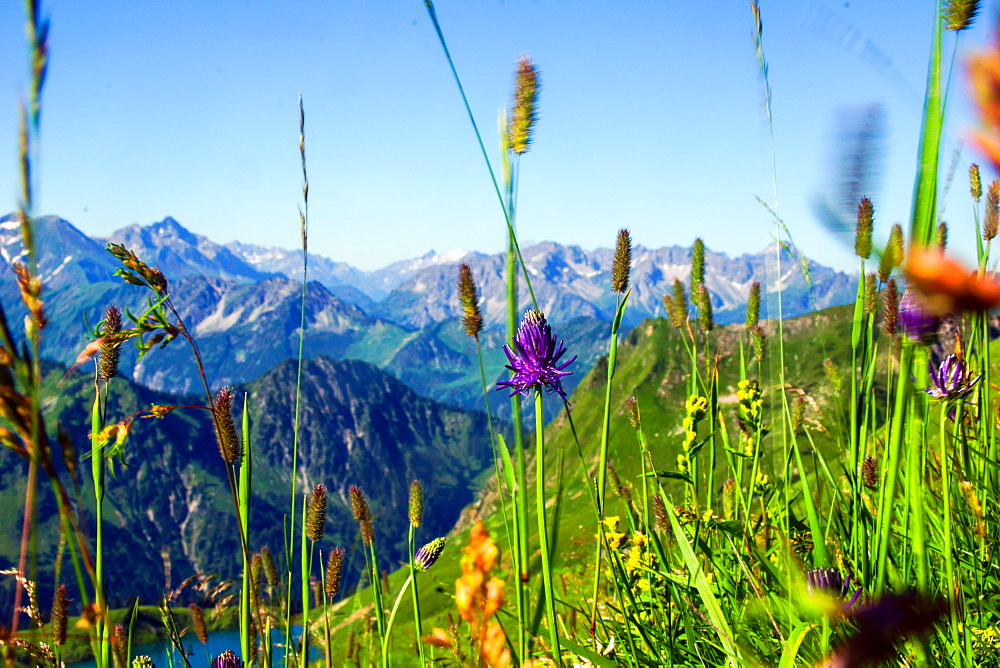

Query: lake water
67 626 317 667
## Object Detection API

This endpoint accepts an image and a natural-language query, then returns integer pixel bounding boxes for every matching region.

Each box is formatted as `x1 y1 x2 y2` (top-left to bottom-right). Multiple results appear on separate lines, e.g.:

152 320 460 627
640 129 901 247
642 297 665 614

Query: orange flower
448 521 510 667
969 38 1000 171
481 621 511 667
904 246 1000 314
421 627 453 649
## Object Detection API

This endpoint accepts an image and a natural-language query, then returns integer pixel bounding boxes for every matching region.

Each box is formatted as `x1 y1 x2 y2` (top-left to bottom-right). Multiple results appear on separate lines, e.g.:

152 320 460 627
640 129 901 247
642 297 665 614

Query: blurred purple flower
898 290 940 343
823 592 945 667
496 310 576 400
806 567 862 609
212 650 243 668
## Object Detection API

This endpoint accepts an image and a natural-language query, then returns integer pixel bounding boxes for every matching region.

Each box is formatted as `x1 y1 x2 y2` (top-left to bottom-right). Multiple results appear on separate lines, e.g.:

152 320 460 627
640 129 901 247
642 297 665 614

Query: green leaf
778 622 815 668
653 470 693 484
496 433 518 498
560 637 616 668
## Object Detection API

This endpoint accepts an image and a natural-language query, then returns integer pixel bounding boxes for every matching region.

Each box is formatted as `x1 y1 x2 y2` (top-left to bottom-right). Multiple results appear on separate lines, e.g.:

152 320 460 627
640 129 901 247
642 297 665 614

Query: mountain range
0 214 856 412
0 356 499 615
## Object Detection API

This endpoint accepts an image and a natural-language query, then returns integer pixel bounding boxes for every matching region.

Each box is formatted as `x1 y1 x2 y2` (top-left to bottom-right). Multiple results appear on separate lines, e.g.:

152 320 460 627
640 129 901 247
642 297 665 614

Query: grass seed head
878 224 904 283
855 197 874 259
752 325 767 362
653 493 669 531
624 394 640 428
509 56 539 155
212 387 242 463
457 263 483 338
745 281 761 331
864 273 878 314
611 228 632 293
99 305 122 379
50 584 67 646
863 455 879 488
970 163 983 201
695 283 714 332
189 604 208 644
664 279 689 328
306 483 328 542
260 545 278 588
882 278 899 335
936 221 948 250
325 547 345 600
690 238 705 287
409 479 424 528
722 478 737 520
943 0 980 30
985 180 1000 241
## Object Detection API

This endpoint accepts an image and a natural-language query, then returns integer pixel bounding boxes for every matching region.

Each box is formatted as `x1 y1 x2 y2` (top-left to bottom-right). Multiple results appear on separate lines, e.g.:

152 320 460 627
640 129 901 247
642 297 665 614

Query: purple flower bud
414 537 447 571
212 650 243 668
898 290 940 344
806 567 862 609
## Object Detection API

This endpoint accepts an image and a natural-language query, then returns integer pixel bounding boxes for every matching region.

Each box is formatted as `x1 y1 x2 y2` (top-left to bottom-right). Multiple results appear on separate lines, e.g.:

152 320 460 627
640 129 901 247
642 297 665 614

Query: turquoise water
67 627 316 667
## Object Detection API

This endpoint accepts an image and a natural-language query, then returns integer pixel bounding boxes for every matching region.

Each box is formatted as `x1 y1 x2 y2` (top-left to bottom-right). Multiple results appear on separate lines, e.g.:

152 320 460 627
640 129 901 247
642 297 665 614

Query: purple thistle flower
211 650 243 668
925 354 980 401
898 290 940 344
806 567 862 609
496 310 576 400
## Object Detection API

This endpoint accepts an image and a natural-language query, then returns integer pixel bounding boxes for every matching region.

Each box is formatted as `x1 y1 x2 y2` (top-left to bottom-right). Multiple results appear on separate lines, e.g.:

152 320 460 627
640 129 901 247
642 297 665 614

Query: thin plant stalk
534 389 562 664
407 523 427 666
285 93 311 662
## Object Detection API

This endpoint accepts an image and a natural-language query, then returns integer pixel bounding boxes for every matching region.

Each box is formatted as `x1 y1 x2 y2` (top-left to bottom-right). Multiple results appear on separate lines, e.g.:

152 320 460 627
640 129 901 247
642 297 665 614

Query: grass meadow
4 1 1000 666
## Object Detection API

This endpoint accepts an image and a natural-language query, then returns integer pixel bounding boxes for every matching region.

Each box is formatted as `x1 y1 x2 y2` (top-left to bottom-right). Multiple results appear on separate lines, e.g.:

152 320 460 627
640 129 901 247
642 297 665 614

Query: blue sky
0 1 994 271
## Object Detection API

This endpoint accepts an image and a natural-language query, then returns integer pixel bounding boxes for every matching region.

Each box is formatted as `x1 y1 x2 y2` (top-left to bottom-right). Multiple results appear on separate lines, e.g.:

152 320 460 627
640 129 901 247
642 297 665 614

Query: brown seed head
250 552 263 595
862 455 878 488
457 263 483 337
325 546 345 600
99 305 122 379
855 197 874 259
985 180 1000 241
189 604 208 644
611 228 632 293
970 163 983 201
652 493 669 531
51 584 67 646
306 483 328 542
213 387 242 463
260 545 278 588
509 56 539 155
349 485 370 522
882 278 899 335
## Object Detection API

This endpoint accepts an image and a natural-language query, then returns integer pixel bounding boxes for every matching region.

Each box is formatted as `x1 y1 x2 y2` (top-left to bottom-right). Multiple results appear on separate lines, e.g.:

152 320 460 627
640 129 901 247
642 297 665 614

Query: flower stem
535 389 561 665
